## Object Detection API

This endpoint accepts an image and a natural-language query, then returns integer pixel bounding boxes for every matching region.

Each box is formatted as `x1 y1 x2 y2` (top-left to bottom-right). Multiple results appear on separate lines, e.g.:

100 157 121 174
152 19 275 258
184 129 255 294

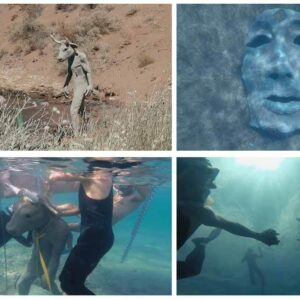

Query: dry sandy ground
0 4 171 102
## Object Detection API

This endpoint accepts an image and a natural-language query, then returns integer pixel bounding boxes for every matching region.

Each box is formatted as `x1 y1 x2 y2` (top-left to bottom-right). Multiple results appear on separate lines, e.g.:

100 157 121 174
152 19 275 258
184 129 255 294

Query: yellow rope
34 232 52 293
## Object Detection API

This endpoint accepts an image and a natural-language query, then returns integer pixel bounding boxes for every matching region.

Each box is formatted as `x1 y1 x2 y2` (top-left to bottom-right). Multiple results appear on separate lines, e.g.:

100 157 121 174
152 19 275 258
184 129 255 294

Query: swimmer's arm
55 203 80 216
49 170 86 183
112 185 151 224
201 207 260 240
202 207 279 246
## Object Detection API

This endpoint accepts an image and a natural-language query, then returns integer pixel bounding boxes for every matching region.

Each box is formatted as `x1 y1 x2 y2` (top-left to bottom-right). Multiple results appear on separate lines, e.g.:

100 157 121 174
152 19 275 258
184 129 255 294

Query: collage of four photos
0 0 299 297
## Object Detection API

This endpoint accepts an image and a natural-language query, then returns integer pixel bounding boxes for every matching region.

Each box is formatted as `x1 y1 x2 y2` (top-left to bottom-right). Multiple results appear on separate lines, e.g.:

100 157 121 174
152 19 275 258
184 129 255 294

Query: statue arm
14 232 32 247
63 68 72 98
81 54 93 96
63 71 72 87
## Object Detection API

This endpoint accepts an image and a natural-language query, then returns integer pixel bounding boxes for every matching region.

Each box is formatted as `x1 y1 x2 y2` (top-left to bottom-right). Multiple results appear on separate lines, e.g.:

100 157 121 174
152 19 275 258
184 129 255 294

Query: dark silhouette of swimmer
177 228 221 279
177 158 279 280
0 210 32 248
241 247 265 294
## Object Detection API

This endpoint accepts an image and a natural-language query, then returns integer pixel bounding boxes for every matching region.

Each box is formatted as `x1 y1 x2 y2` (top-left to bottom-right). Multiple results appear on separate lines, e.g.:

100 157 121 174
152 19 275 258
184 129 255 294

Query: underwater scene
178 157 300 295
0 158 171 295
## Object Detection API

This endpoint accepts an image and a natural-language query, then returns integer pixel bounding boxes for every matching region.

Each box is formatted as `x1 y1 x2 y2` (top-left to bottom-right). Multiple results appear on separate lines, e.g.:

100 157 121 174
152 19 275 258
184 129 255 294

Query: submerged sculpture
50 34 93 136
242 8 300 136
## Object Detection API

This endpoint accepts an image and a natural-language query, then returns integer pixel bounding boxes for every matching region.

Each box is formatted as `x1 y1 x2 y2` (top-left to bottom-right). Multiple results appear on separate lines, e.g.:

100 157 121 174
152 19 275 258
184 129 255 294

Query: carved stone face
242 8 300 136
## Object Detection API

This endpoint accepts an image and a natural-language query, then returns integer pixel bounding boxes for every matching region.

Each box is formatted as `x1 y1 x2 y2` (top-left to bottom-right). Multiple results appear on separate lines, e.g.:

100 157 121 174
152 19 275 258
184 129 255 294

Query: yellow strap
35 232 52 293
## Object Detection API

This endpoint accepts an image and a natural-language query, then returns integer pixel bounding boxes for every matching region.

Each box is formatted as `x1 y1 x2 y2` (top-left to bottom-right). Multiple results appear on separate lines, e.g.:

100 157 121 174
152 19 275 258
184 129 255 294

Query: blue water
178 157 300 295
0 158 171 295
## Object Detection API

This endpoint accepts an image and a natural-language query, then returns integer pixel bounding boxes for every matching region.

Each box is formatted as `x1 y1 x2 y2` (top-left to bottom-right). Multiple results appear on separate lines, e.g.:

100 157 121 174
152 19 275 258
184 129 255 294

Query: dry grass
56 7 120 43
0 95 62 150
10 18 48 54
0 50 8 60
55 4 77 13
21 4 44 19
126 5 138 16
0 88 171 150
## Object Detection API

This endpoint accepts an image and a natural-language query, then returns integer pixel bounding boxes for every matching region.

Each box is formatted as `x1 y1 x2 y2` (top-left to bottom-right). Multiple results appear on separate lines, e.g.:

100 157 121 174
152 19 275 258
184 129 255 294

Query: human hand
258 229 279 246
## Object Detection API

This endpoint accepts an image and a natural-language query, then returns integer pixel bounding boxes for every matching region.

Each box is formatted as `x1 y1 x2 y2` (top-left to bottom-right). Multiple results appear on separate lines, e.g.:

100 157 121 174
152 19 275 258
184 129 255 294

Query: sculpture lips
266 95 300 103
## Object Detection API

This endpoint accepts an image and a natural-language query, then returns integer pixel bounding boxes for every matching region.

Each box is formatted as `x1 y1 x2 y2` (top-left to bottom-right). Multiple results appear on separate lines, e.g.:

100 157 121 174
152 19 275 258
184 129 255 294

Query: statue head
242 8 300 136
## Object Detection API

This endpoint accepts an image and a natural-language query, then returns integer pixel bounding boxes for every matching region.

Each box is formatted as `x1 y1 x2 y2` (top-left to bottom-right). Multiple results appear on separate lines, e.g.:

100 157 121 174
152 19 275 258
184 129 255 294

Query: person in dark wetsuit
177 158 279 280
241 247 265 294
49 158 142 295
0 210 32 247
177 228 221 279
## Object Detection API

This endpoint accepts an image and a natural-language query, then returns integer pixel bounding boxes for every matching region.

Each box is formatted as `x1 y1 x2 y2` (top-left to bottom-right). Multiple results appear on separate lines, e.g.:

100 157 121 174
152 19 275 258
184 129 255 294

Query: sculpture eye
293 35 300 45
25 214 31 218
247 34 271 48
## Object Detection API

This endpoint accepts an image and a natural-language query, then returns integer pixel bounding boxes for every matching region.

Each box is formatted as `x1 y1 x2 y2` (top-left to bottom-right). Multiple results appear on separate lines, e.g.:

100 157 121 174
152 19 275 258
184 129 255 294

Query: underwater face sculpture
242 8 300 136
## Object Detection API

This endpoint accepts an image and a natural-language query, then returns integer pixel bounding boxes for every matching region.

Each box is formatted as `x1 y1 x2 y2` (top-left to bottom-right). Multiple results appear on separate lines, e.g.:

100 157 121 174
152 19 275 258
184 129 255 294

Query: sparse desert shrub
83 88 171 150
55 4 77 12
138 54 155 68
56 7 119 43
10 18 48 54
0 95 61 150
22 4 44 19
0 50 8 60
126 5 138 16
0 88 171 150
84 4 97 10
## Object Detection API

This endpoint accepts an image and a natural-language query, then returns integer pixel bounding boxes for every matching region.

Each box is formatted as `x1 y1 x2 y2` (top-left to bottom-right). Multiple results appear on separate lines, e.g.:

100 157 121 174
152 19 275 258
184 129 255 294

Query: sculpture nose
267 46 294 80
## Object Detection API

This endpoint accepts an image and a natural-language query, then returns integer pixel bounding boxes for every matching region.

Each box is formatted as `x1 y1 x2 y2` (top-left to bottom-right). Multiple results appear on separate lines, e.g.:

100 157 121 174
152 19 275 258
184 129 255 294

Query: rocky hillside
0 4 171 102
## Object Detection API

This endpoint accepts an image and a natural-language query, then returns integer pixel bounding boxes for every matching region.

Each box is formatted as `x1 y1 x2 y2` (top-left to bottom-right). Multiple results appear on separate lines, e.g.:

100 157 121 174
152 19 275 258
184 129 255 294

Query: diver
177 158 279 280
177 228 221 279
241 247 265 294
49 158 144 295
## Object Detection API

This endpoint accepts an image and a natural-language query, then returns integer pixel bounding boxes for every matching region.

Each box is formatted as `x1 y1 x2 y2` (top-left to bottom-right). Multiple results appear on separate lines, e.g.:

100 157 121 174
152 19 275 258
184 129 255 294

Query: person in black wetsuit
177 158 280 280
49 158 142 295
177 228 221 279
0 209 32 247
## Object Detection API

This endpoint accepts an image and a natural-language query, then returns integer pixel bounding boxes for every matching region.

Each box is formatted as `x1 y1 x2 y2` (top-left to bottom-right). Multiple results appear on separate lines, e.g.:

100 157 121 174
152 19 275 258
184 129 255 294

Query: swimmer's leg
248 265 256 285
177 244 205 280
255 268 265 294
59 226 114 295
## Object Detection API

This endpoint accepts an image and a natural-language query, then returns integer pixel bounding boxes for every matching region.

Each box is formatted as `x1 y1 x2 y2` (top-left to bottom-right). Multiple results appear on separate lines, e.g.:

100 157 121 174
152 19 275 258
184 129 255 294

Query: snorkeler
177 158 279 279
241 247 265 294
49 158 144 295
177 228 221 279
